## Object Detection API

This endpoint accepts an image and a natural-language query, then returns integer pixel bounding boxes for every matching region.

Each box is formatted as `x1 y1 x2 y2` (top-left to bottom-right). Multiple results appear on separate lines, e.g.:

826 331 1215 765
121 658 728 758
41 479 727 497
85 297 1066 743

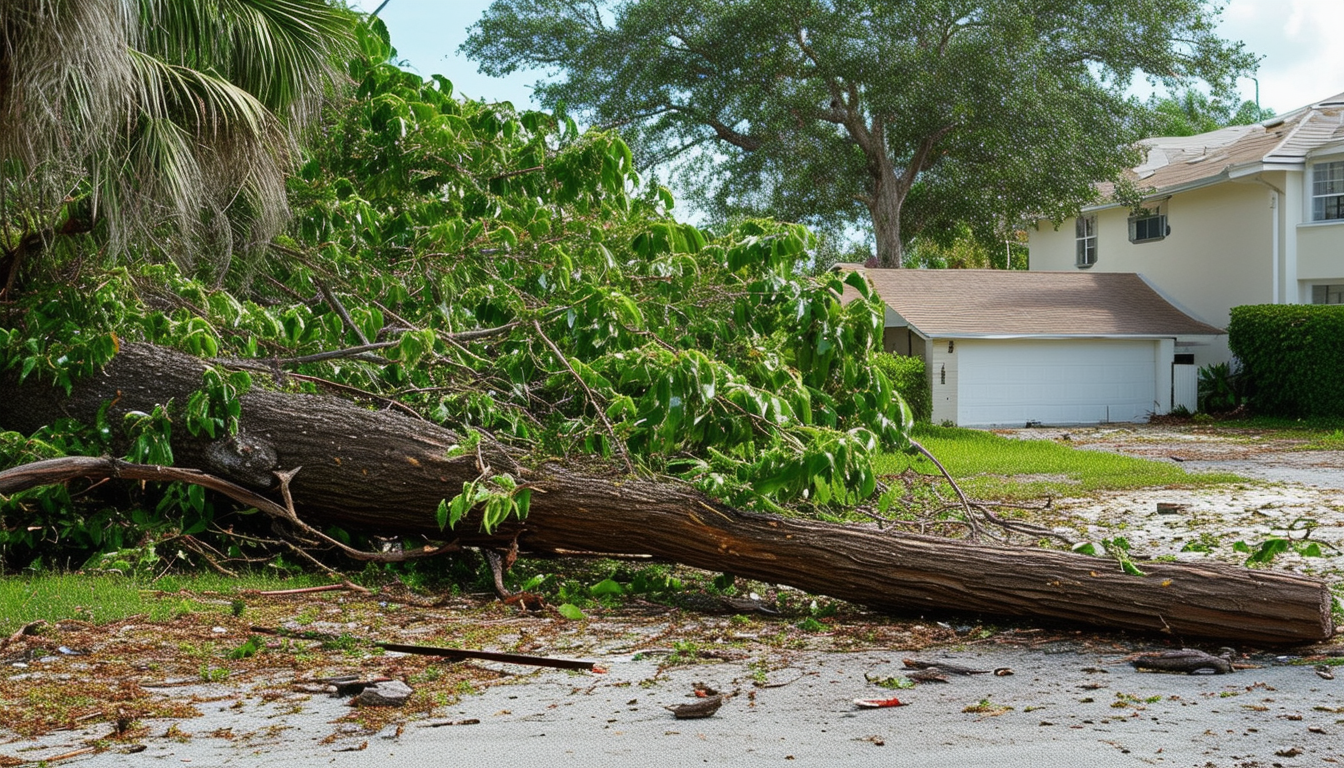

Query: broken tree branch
317 280 371 346
249 626 601 671
909 438 981 540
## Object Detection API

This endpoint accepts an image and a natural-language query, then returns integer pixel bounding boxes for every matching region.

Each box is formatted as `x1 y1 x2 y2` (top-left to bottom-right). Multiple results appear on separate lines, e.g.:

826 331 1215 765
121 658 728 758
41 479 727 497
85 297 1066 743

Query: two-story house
1029 91 1344 369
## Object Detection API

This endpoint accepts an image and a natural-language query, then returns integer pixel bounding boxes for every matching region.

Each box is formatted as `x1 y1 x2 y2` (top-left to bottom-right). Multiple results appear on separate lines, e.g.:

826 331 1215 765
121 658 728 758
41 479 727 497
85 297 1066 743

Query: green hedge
873 353 931 423
1227 304 1344 417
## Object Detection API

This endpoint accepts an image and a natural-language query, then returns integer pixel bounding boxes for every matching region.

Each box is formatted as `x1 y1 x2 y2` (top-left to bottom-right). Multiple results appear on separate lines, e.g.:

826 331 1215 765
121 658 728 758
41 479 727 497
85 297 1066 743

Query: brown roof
850 268 1224 337
1124 92 1344 194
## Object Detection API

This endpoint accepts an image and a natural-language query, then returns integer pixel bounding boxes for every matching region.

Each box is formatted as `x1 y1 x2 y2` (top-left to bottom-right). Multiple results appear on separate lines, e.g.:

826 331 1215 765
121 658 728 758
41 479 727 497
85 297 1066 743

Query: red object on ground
853 697 906 708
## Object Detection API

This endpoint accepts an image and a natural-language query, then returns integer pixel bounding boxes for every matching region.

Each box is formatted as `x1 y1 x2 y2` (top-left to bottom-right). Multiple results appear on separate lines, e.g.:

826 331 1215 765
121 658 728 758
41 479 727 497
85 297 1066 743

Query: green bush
873 353 931 423
1227 304 1344 417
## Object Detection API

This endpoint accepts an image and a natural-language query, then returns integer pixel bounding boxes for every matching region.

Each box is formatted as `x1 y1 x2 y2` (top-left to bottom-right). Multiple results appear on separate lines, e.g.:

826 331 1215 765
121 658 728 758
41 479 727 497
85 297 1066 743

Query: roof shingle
1127 92 1344 194
848 268 1224 337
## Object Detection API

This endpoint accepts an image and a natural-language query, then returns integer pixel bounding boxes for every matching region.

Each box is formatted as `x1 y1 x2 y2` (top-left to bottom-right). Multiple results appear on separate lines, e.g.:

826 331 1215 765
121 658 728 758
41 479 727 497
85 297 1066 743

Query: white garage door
957 339 1158 427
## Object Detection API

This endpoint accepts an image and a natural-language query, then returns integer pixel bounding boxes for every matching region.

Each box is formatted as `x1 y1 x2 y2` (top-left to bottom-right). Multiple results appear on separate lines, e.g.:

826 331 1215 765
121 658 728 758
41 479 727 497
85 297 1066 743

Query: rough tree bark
1 343 1334 644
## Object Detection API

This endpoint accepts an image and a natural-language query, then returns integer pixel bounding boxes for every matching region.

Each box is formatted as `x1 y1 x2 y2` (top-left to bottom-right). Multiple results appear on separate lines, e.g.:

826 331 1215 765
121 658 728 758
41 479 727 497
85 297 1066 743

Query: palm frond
1 0 353 268
0 0 134 207
139 0 353 128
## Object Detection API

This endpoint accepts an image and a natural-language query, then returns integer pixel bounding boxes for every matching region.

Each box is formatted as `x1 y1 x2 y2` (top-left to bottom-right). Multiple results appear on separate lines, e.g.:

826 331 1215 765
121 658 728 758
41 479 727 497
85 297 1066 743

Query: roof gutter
1076 159 1303 215
1079 172 1231 214
905 332 1224 340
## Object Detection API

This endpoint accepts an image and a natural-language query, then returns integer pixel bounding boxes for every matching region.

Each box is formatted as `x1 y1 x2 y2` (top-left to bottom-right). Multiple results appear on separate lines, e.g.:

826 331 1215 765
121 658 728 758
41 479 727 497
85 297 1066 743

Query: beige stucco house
1029 92 1344 368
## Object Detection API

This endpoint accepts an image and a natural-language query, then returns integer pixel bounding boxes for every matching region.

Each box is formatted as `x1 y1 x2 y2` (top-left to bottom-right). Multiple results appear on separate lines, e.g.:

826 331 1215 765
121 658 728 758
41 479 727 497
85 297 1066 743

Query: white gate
1172 363 1198 413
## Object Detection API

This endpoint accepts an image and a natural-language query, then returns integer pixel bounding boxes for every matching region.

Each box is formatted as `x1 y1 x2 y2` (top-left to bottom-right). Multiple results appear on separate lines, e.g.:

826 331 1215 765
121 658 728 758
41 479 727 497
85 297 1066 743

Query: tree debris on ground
0 342 1335 645
1129 648 1236 674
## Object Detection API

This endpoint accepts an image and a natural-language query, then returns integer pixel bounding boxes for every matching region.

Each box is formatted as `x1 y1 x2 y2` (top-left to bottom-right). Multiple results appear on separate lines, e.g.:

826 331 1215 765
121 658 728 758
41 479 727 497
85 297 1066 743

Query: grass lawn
875 424 1247 500
0 572 335 635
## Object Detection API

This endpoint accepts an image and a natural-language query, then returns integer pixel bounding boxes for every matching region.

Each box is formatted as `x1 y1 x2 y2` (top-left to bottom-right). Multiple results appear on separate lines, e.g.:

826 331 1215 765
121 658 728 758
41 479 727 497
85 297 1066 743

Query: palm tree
0 0 353 291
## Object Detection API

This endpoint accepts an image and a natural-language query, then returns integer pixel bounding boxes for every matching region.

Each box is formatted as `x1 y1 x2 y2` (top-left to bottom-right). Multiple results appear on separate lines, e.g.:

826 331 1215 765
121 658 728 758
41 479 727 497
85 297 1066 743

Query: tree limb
0 457 460 564
533 319 636 474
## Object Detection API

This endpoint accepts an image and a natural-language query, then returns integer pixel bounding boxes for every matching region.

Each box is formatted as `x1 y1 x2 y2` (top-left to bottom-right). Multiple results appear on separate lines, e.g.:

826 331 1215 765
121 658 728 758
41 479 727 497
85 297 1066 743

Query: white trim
1305 142 1344 162
1310 159 1344 223
1297 217 1344 229
920 332 1217 341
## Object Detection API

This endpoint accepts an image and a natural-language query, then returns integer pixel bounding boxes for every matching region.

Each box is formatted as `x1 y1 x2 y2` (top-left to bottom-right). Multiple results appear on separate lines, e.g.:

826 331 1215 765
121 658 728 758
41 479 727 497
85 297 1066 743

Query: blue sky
348 0 1344 115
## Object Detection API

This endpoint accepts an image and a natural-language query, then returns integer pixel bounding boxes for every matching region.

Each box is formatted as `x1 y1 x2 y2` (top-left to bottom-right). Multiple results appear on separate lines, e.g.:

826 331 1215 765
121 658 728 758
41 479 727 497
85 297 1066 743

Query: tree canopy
0 16 909 569
463 0 1258 267
1145 89 1274 137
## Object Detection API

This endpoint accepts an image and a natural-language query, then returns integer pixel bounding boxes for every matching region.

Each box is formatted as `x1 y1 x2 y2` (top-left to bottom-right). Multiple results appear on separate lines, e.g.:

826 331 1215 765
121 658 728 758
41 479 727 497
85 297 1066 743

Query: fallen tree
1 343 1333 645
0 21 1333 647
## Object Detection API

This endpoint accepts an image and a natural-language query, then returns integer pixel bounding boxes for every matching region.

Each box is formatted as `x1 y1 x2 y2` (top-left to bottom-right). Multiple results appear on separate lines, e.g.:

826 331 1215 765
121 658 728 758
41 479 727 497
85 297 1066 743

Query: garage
845 268 1225 428
956 339 1158 427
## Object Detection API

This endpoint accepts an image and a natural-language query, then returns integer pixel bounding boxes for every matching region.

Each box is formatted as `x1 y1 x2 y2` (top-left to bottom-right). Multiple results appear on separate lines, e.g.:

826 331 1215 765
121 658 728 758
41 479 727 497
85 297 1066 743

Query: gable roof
1115 92 1344 196
849 268 1224 338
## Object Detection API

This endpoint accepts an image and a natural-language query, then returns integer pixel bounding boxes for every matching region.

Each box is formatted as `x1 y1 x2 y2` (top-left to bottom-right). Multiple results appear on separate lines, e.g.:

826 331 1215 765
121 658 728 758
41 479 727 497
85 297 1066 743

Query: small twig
489 165 544 181
253 582 369 596
909 438 980 541
1 620 47 651
418 718 481 728
36 747 97 763
277 539 348 578
278 341 399 365
179 536 240 577
971 502 1075 546
533 319 635 474
752 670 817 689
318 280 370 345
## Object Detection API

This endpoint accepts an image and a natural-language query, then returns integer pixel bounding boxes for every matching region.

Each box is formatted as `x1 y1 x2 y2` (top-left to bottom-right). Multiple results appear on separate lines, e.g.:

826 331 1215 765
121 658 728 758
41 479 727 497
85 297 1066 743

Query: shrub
873 353 931 423
1196 362 1244 413
1227 304 1344 417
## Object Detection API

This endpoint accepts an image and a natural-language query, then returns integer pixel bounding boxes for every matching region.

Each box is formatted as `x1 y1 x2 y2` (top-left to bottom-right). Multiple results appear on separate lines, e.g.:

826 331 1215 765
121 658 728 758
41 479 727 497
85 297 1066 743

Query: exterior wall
1030 182 1274 366
929 337 958 426
1295 220 1344 283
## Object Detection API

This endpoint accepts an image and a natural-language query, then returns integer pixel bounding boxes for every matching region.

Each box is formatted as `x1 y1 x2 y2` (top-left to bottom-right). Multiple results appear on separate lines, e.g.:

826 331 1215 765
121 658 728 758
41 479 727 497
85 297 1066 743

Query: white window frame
1312 160 1344 222
1075 214 1097 267
1128 212 1169 243
1312 284 1344 304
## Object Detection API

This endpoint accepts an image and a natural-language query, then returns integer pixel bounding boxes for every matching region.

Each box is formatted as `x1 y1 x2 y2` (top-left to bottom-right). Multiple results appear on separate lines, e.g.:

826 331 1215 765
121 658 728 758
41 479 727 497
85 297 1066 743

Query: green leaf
436 499 450 531
589 578 624 596
1297 542 1323 557
556 603 585 620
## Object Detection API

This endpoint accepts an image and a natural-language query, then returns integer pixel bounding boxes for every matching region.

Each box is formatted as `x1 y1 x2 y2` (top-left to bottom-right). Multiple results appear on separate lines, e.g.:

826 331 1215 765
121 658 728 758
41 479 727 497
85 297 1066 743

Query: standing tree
463 0 1257 267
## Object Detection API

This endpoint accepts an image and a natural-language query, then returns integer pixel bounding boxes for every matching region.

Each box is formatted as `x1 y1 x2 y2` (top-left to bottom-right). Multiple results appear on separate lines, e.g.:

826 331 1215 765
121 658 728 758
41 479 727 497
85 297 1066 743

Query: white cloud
1220 0 1344 111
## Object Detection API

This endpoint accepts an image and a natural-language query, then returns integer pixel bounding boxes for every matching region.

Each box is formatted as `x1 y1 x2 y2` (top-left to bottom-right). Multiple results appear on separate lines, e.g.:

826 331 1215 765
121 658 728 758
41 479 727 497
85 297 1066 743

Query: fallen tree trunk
1 343 1334 644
